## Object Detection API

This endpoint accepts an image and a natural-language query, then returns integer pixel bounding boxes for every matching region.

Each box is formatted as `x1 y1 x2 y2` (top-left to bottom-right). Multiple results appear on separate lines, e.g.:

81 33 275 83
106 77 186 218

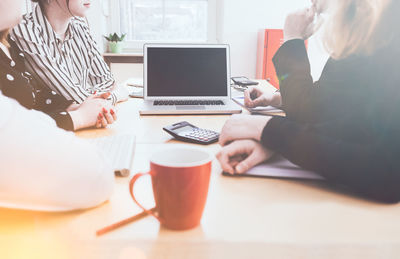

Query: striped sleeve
76 20 121 104
10 22 88 103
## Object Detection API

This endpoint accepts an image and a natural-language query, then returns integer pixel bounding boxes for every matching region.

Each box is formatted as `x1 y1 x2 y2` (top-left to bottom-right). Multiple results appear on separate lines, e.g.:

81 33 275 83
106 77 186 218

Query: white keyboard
88 134 136 177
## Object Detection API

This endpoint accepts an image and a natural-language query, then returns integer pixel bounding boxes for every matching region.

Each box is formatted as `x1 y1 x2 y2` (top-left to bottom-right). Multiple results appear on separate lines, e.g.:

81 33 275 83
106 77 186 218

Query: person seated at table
0 27 116 130
217 0 400 203
10 0 128 107
0 0 115 211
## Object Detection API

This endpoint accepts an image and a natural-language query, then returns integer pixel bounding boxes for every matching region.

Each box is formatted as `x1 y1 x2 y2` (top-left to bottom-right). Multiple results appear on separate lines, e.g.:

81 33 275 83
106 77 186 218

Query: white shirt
0 93 114 211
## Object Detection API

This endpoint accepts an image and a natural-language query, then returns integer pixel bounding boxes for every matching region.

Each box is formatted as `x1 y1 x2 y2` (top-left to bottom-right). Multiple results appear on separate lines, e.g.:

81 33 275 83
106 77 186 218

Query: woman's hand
217 139 274 175
94 92 117 128
95 106 117 129
219 114 272 146
69 94 117 130
244 86 282 108
284 7 316 42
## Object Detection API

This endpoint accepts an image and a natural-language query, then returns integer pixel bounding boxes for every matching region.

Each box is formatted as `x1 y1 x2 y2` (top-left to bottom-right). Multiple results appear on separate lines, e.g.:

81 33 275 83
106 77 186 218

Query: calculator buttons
163 121 220 145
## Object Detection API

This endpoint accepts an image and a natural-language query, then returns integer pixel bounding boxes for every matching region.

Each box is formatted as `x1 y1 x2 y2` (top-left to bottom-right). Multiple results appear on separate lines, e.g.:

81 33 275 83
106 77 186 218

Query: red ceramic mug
130 146 213 230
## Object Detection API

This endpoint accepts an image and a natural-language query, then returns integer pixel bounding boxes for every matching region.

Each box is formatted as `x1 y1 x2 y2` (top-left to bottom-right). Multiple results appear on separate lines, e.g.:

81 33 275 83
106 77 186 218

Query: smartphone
231 76 259 86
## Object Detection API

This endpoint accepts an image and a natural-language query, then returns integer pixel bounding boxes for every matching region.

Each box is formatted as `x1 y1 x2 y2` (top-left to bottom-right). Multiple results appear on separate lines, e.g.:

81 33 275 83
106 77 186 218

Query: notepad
232 96 283 115
223 155 325 181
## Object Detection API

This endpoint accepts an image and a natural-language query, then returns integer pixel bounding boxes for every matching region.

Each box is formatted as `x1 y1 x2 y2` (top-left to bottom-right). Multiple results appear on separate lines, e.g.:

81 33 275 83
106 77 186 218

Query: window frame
106 0 218 52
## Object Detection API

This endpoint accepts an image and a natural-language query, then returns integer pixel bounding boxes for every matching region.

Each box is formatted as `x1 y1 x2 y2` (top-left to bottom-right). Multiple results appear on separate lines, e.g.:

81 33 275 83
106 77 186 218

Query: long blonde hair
323 0 395 59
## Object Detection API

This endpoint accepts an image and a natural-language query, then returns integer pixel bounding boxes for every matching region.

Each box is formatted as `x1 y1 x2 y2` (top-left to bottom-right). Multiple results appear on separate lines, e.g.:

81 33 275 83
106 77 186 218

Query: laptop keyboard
154 100 225 106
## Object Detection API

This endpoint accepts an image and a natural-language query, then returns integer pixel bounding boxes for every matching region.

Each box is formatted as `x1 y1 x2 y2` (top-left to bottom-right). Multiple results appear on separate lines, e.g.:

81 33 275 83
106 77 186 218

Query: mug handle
129 172 162 223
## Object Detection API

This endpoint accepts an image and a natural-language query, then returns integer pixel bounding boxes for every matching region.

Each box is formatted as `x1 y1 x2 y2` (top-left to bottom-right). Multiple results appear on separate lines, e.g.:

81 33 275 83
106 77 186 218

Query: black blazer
0 37 74 130
261 39 400 202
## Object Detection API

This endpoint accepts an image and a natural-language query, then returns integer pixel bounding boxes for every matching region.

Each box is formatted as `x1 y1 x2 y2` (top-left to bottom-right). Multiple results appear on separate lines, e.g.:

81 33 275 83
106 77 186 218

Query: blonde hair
323 0 394 59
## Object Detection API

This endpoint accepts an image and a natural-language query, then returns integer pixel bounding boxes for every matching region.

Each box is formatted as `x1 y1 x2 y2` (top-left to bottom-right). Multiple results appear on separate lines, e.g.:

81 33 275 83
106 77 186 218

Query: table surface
1 81 400 259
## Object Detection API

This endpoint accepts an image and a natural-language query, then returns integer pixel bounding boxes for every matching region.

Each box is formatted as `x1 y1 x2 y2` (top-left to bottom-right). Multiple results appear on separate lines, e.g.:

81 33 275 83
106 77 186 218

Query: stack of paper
224 155 325 181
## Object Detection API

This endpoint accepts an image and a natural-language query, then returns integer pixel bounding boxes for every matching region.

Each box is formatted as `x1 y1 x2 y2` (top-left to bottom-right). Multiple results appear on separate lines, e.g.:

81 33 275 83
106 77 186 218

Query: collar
33 5 75 44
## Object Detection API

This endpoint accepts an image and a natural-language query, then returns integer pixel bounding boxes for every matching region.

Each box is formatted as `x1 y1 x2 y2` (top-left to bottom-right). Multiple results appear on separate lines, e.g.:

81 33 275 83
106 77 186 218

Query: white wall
87 0 134 83
88 0 329 82
219 0 328 80
86 0 108 53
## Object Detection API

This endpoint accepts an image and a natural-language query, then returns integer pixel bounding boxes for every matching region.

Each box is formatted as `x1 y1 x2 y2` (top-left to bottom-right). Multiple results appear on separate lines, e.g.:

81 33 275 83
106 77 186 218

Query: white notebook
232 96 283 115
224 155 325 181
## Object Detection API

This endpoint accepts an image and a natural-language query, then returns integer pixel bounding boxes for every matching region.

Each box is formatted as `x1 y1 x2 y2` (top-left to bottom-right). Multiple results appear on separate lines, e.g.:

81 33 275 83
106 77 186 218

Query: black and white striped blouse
10 4 119 104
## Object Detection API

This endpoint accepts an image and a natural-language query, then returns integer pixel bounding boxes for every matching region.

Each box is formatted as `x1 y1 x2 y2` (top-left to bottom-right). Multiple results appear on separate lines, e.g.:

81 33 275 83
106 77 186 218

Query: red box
256 29 308 89
256 29 284 89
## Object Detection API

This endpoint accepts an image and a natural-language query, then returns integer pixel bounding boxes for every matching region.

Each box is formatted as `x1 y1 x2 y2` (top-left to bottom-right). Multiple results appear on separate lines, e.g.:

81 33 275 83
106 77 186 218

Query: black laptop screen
146 47 228 97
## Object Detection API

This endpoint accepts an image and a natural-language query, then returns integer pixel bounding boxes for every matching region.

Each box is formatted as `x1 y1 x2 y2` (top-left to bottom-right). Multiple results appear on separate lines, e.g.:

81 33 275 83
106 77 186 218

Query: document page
225 155 325 180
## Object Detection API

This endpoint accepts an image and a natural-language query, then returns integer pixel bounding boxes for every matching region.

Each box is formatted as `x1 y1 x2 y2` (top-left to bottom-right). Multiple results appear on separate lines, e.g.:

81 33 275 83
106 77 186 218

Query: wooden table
1 81 400 259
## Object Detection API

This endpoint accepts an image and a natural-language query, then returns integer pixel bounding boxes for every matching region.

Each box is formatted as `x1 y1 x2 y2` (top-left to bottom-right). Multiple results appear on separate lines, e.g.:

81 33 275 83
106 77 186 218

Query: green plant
104 33 126 42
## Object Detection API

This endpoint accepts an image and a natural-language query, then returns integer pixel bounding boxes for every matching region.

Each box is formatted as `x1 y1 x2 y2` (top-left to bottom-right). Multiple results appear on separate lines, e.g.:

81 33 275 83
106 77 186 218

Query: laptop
139 44 242 115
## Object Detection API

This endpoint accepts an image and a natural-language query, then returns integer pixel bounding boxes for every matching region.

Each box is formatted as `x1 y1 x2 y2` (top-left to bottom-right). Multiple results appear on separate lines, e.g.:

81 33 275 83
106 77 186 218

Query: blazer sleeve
261 116 400 203
45 109 74 131
272 39 326 123
78 21 120 104
31 83 76 131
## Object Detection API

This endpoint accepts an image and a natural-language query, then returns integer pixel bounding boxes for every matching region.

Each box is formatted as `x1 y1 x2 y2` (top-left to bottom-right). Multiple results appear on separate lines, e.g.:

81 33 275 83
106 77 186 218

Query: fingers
102 107 114 124
217 141 253 174
236 142 274 174
297 7 315 25
244 89 255 108
235 151 261 174
93 92 111 99
252 96 269 107
306 7 316 20
217 139 273 175
311 2 317 13
229 157 241 169
110 108 117 121
216 149 235 175
306 7 323 37
96 113 107 128
244 87 261 108
311 0 327 15
100 115 107 128
100 92 112 99
244 87 273 108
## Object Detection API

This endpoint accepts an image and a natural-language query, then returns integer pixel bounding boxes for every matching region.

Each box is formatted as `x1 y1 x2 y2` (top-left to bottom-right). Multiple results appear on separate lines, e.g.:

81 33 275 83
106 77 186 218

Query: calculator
163 121 220 145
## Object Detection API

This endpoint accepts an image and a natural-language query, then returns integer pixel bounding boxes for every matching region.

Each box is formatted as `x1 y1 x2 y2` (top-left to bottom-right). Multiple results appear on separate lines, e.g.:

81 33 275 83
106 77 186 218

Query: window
108 0 217 51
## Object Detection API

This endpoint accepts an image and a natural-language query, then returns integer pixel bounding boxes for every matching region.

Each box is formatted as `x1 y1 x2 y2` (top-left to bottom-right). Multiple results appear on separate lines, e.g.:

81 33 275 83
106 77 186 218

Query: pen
96 207 156 236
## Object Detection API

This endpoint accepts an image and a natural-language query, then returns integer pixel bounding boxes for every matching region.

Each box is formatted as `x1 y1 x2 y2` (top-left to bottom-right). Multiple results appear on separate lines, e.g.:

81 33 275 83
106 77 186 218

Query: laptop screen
146 47 228 97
